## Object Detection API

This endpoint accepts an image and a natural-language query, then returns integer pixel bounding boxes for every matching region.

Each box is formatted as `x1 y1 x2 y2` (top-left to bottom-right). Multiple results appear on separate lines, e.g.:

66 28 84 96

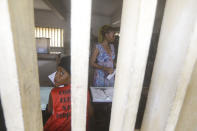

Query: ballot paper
48 71 56 84
90 87 114 102
107 70 116 80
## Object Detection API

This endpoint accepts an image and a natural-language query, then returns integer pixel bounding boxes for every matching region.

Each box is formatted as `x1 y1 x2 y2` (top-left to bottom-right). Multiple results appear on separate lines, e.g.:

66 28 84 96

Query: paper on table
90 87 114 102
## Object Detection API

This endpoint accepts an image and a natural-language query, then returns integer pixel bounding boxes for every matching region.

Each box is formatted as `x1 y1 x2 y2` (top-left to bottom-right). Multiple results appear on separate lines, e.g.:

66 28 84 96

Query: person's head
98 25 115 43
54 56 71 87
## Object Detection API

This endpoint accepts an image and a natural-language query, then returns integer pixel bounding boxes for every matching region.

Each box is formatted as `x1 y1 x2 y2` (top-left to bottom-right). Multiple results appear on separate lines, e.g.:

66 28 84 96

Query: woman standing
91 25 116 87
90 25 116 131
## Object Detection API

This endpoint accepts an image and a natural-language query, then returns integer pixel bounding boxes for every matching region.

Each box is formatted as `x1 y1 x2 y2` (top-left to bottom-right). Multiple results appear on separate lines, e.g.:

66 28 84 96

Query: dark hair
98 25 115 43
101 25 114 36
58 56 71 74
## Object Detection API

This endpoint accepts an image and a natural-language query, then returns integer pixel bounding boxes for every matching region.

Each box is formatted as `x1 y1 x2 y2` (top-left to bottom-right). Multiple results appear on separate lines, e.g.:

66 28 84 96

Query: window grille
35 27 64 47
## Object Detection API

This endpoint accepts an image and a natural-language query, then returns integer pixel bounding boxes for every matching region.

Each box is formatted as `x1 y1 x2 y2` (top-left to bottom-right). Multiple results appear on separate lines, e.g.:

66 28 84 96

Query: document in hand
107 70 116 80
48 71 56 84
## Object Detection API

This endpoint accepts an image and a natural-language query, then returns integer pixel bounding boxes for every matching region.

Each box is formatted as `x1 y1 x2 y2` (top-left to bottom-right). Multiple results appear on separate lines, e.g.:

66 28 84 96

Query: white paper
90 87 114 102
48 71 56 84
107 70 116 80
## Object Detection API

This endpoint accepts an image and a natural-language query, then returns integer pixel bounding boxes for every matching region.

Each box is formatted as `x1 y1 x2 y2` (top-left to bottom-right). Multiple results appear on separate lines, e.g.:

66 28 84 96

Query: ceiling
91 0 123 16
34 0 123 17
34 0 51 10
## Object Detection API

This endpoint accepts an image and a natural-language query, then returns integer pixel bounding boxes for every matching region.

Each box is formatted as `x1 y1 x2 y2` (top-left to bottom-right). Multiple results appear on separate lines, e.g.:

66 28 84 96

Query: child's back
44 85 71 131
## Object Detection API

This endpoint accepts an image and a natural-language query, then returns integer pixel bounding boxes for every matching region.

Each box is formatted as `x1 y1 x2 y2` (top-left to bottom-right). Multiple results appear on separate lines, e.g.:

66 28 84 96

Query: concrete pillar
70 0 91 131
141 0 197 131
109 0 157 131
174 22 197 130
165 21 197 131
175 62 197 131
0 0 42 131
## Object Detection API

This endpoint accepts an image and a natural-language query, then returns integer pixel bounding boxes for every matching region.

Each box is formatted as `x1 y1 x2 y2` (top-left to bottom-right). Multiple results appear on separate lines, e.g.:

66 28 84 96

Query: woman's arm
90 47 113 74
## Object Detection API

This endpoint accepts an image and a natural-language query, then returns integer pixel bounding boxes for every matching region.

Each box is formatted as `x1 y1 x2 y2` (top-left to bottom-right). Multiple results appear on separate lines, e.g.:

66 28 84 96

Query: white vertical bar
141 0 197 130
43 28 46 37
40 27 42 37
109 0 157 131
61 29 64 47
51 28 55 47
71 0 92 130
37 27 40 37
46 28 48 38
54 29 57 47
54 28 57 47
49 28 52 46
175 62 197 131
0 0 42 130
0 0 24 130
58 29 60 47
165 20 197 131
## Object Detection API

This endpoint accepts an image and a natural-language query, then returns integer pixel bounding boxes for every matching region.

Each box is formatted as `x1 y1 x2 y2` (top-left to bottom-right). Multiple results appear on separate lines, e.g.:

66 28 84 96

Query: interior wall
34 9 70 55
34 9 111 55
111 9 122 27
91 14 111 37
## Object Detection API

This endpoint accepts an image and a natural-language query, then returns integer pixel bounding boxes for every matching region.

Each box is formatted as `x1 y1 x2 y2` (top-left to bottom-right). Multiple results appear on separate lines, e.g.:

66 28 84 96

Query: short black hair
58 56 70 74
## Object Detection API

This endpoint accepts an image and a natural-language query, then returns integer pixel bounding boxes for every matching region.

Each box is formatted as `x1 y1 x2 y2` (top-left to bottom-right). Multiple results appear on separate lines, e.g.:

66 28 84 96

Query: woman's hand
104 67 114 74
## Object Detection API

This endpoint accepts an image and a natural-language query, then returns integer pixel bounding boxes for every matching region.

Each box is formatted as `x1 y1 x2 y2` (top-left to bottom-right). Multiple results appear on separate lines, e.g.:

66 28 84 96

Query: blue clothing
93 43 115 87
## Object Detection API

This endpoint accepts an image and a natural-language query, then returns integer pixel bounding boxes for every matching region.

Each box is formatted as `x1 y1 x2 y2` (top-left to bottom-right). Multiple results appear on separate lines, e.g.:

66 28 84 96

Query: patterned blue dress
93 43 115 87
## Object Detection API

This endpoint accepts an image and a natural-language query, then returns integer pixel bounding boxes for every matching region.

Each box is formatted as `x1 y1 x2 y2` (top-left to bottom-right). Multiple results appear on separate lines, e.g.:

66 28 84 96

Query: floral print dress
93 43 115 87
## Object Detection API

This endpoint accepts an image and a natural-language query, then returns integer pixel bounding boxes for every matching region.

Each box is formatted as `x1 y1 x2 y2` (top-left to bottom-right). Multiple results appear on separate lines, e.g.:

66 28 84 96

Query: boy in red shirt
44 56 92 131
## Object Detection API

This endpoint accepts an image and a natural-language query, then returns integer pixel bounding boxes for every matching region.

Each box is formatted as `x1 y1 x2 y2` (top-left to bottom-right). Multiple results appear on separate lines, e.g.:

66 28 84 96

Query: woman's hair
98 25 114 43
58 56 71 74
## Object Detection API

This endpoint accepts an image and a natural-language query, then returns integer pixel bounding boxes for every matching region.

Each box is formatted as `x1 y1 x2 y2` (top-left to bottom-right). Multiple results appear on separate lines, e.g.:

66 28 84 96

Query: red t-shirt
44 85 71 131
44 85 90 131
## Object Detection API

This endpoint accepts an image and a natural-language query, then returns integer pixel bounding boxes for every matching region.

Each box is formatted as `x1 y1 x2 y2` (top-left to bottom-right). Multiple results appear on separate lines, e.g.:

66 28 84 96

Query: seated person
44 56 92 131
